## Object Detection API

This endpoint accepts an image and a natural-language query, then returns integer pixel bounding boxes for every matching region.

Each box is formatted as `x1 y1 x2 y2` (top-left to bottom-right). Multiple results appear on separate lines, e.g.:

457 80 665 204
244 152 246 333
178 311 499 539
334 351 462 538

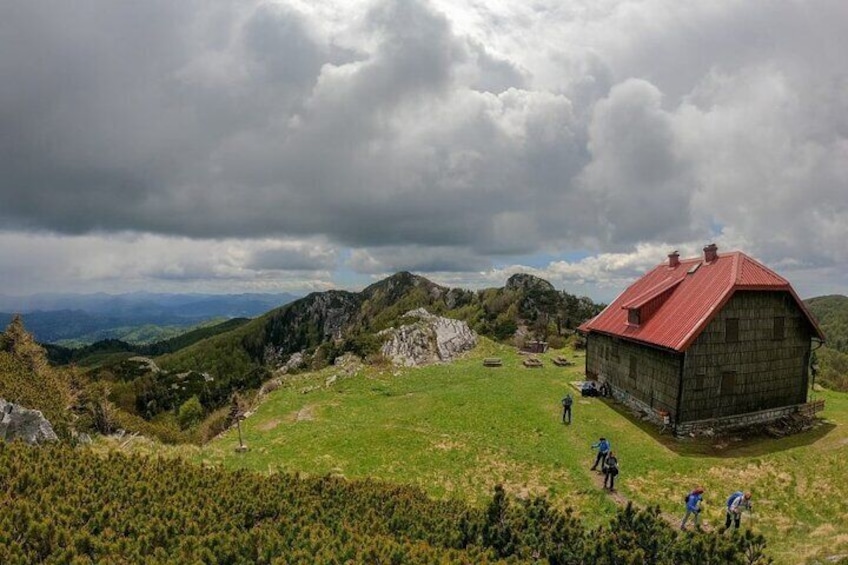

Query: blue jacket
727 491 750 513
726 491 744 509
686 492 703 512
592 439 611 453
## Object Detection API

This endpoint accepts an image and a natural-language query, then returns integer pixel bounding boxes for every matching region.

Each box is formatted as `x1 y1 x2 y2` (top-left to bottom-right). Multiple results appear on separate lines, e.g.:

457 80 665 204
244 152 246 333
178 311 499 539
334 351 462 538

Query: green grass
197 341 848 564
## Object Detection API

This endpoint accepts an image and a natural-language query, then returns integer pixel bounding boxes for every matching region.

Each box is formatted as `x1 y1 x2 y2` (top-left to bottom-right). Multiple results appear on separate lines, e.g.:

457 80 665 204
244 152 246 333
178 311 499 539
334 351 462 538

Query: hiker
723 491 753 531
681 487 705 530
602 451 619 490
561 393 573 424
590 437 611 471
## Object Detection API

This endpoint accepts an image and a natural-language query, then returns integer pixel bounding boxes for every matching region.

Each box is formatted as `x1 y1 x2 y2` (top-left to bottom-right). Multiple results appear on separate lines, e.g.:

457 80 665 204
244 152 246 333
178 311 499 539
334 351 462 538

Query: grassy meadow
195 341 848 564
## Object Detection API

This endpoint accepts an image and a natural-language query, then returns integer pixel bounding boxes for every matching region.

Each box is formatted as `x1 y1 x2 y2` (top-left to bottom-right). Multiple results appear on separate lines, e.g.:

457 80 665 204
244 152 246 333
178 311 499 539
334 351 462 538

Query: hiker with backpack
681 487 705 530
590 437 611 471
602 451 619 491
561 393 573 424
723 491 753 531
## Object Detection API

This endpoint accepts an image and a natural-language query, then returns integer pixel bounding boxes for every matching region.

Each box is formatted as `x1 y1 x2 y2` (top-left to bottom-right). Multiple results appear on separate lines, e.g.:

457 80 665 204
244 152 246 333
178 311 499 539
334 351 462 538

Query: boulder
0 398 59 444
380 309 477 367
127 356 161 373
279 352 305 374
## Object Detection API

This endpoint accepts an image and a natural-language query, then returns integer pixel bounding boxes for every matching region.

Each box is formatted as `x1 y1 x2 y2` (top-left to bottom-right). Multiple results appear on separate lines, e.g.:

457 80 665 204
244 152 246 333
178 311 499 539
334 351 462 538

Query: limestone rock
333 353 363 375
0 398 59 444
380 309 477 367
279 352 305 374
127 356 160 373
505 273 555 293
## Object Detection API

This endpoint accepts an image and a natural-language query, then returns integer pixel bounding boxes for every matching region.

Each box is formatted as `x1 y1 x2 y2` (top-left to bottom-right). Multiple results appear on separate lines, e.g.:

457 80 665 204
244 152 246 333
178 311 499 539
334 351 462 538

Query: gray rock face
0 399 58 444
380 309 477 367
505 273 555 293
279 352 305 374
127 356 160 373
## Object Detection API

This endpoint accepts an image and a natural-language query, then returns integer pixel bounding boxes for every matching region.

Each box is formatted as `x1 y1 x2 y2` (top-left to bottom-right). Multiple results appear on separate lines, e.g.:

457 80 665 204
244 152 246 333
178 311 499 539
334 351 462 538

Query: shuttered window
721 371 736 394
773 316 785 341
629 356 638 380
725 318 739 343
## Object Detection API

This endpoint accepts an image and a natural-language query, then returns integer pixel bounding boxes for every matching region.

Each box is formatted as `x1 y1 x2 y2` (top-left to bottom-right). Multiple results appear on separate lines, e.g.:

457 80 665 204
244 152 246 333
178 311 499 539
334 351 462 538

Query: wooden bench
552 356 574 367
483 358 503 367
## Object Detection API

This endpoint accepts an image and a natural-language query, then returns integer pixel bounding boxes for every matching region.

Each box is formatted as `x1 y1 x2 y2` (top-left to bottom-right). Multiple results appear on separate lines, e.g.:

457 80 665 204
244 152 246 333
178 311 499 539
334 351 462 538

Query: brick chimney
668 251 680 267
703 243 718 263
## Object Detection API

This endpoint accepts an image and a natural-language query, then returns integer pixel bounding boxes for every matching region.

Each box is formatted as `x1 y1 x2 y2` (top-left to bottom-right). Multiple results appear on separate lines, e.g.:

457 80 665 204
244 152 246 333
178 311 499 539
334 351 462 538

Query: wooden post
231 394 249 453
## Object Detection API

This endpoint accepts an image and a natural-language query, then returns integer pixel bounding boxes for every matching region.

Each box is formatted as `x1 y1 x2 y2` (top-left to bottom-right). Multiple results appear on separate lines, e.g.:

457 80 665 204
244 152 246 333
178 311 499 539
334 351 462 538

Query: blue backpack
726 491 743 509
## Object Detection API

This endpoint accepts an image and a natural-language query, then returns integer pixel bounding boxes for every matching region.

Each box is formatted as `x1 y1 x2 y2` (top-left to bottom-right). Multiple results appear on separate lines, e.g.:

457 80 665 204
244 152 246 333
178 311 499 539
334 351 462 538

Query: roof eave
586 328 684 353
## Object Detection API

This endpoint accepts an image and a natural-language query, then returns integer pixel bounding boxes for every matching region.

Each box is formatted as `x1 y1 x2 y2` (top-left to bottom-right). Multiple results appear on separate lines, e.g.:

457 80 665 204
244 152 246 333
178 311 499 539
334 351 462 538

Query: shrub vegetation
0 442 771 564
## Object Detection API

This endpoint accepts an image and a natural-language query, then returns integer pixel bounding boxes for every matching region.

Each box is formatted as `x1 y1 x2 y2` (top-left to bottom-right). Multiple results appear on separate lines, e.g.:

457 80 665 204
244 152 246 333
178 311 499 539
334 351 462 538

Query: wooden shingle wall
586 333 681 417
679 290 812 422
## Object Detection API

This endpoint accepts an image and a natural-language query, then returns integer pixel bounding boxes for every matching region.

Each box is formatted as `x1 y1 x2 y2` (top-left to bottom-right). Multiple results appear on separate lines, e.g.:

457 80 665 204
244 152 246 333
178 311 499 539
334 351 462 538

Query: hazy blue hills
1 292 299 345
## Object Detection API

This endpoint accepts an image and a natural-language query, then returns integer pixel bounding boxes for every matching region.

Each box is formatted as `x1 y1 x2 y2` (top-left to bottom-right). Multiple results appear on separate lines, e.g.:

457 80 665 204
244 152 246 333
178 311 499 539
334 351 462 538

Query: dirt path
590 469 713 532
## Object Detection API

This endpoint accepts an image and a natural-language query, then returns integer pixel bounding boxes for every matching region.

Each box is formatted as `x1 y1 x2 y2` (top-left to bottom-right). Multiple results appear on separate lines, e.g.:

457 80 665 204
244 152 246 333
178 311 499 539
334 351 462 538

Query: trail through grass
198 342 848 564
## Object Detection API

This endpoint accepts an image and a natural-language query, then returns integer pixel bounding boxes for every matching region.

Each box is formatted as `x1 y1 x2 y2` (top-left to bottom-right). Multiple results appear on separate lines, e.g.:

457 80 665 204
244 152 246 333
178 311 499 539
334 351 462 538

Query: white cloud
0 0 846 299
0 232 337 294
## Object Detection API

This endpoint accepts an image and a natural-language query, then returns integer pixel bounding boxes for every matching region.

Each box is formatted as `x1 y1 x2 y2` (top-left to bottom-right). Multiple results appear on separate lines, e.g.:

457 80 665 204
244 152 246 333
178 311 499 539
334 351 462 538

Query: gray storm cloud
0 0 846 296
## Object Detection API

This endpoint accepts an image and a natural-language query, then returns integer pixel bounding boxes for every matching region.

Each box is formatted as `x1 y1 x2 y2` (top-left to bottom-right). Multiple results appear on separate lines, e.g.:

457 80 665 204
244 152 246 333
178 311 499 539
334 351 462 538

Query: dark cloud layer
0 0 846 297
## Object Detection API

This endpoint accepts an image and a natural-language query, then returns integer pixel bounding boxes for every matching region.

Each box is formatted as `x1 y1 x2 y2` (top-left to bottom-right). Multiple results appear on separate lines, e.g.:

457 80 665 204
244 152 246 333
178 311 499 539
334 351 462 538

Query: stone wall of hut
678 290 813 422
585 333 682 418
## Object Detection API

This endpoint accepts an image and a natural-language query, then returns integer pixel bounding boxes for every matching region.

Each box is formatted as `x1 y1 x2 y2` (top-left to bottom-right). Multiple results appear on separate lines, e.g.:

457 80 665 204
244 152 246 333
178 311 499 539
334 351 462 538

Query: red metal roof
578 251 825 352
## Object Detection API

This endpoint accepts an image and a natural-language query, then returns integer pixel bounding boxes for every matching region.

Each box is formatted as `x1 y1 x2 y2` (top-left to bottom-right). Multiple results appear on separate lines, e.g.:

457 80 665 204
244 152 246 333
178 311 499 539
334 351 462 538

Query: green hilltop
194 343 848 564
805 295 848 391
144 272 602 424
2 288 848 563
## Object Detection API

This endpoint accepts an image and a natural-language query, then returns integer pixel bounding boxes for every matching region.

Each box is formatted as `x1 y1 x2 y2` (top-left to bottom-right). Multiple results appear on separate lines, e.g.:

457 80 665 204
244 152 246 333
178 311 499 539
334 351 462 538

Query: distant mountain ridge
1 292 299 344
159 271 603 381
27 272 603 429
0 291 299 314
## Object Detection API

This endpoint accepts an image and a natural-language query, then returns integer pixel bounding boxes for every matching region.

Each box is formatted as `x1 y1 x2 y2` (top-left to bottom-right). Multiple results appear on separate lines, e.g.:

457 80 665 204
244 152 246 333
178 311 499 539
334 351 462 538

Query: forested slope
805 295 848 390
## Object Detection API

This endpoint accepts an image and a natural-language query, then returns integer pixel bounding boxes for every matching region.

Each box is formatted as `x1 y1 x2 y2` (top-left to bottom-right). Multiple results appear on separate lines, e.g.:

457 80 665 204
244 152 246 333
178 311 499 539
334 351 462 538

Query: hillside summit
163 270 600 375
32 272 602 442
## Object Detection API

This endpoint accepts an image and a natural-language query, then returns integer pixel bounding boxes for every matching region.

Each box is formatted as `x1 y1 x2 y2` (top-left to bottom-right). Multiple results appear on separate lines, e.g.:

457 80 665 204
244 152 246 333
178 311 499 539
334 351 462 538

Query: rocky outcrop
127 356 161 373
0 399 58 444
278 352 305 374
380 309 477 367
505 273 556 293
260 290 362 365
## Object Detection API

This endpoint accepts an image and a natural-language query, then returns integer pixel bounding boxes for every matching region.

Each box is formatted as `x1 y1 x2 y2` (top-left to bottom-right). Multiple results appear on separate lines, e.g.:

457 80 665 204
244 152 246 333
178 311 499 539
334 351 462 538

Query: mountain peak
505 273 555 293
362 272 445 299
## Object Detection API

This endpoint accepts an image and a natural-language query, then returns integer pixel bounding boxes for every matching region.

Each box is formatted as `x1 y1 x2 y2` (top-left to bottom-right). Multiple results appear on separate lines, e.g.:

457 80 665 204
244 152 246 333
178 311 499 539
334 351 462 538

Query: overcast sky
1 0 846 302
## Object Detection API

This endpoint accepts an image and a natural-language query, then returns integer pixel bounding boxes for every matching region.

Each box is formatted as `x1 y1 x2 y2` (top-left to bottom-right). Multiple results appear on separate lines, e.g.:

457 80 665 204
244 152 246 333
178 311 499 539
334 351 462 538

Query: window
721 371 736 394
773 316 785 341
627 308 641 326
629 356 638 380
725 318 739 343
694 372 705 391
